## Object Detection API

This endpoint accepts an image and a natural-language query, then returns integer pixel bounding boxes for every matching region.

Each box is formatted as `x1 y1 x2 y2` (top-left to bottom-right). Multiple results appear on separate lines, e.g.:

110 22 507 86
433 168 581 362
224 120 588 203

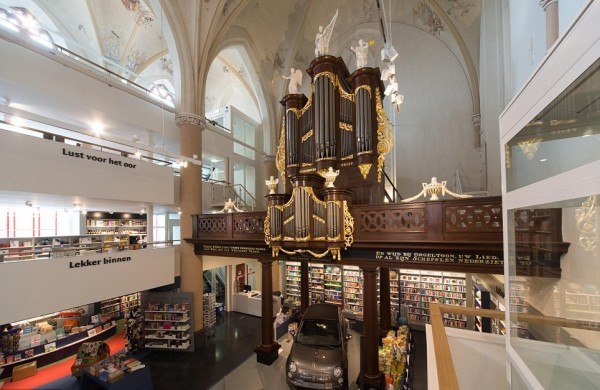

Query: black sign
198 244 270 255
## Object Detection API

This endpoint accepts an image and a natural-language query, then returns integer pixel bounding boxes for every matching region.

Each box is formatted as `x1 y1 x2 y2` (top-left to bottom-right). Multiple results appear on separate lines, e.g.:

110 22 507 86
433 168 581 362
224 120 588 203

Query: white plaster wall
388 24 482 195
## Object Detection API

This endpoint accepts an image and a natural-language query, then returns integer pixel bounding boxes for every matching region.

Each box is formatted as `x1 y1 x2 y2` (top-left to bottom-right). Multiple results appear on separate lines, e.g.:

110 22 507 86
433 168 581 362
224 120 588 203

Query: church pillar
175 113 204 331
359 266 384 389
540 0 559 49
255 258 281 365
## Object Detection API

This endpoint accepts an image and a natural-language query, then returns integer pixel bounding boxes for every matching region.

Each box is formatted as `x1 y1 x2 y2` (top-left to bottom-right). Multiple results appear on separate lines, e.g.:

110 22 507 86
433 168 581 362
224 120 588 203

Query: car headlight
288 361 298 374
333 366 343 378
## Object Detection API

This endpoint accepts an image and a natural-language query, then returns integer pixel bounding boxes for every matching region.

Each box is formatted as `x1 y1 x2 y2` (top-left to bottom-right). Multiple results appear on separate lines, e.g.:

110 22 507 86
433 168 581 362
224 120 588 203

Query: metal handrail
383 170 402 202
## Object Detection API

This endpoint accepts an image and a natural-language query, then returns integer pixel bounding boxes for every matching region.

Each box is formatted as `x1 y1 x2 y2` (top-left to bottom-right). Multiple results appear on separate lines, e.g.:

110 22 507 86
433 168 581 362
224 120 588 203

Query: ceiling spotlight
134 149 142 158
25 200 33 207
178 207 182 216
193 154 198 160
81 208 87 215
140 208 146 215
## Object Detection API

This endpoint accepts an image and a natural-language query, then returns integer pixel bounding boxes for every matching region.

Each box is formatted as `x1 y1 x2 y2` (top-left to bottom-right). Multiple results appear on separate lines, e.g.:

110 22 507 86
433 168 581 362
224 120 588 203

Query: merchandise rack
203 292 216 337
143 291 194 352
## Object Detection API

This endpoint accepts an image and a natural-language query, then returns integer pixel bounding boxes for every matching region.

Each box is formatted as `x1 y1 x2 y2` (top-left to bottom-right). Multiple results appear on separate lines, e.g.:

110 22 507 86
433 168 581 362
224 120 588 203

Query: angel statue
283 68 303 95
315 9 339 57
351 39 369 68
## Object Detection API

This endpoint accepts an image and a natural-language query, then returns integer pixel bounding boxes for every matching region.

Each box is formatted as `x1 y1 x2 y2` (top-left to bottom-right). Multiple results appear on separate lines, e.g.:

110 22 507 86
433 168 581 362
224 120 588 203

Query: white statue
283 68 303 94
315 9 339 57
351 39 369 68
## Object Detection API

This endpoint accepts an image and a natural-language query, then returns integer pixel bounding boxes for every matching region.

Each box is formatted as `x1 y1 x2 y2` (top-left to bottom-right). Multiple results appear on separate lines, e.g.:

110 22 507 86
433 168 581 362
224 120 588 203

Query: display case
500 4 600 387
143 292 194 352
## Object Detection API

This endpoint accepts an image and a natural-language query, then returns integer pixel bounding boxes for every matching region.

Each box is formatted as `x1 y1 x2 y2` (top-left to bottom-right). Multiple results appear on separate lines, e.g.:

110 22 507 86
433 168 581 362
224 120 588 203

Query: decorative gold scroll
375 87 394 183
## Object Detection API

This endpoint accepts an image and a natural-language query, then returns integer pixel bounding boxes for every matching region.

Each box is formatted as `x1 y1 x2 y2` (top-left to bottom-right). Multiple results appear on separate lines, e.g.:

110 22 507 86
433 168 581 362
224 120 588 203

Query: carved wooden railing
350 196 503 247
192 212 266 242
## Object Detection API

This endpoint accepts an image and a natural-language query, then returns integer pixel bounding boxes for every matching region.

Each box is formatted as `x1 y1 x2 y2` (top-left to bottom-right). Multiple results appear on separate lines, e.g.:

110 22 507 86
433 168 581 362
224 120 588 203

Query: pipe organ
267 55 393 260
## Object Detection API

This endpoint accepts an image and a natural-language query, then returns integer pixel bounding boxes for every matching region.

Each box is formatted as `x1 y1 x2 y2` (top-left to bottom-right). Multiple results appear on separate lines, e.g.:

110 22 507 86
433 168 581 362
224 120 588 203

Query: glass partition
505 57 600 192
501 5 600 387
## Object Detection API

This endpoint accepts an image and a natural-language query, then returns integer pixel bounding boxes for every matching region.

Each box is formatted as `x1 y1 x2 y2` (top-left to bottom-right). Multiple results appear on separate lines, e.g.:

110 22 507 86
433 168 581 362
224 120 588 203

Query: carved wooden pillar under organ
255 258 280 365
379 267 391 336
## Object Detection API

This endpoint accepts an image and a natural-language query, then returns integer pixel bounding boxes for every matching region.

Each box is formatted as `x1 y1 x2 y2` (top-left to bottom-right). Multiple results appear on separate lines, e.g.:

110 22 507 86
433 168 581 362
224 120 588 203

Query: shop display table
79 365 153 390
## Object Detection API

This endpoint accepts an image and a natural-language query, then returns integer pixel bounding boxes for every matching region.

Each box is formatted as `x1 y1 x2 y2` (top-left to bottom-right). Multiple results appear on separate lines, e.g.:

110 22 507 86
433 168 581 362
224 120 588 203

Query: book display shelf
323 265 343 306
285 262 301 305
343 266 363 316
398 269 468 328
143 292 194 352
509 281 530 339
473 283 491 332
0 234 128 262
100 292 141 321
309 263 325 304
86 212 147 243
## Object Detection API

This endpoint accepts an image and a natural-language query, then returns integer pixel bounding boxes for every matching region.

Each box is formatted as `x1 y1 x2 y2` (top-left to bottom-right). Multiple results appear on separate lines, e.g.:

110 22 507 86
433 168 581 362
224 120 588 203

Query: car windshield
296 319 341 347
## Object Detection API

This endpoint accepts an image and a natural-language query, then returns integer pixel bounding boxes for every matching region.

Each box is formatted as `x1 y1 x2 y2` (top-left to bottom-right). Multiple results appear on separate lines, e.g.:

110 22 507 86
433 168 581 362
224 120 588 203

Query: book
44 342 57 353
30 334 41 347
56 327 66 339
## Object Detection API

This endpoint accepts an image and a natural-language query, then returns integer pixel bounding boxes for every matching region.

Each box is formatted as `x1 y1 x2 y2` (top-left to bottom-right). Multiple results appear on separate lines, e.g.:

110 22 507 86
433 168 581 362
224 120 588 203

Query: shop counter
232 291 281 317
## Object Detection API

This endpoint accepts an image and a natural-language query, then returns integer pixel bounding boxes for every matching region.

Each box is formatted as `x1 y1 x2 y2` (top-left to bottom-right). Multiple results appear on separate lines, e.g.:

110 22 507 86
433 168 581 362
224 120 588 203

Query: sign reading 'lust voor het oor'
62 148 138 169
69 256 132 269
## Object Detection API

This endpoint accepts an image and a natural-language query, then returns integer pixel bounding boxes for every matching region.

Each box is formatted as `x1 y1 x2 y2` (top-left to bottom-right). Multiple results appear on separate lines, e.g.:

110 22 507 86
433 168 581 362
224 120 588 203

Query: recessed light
539 158 548 162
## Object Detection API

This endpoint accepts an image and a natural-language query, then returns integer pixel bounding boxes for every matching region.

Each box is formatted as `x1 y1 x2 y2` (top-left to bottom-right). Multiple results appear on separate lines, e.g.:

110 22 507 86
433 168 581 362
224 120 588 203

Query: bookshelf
86 212 147 243
143 292 194 352
323 265 343 306
342 266 363 316
473 283 491 332
390 269 400 321
309 263 325 303
399 269 468 328
285 262 301 305
510 280 530 338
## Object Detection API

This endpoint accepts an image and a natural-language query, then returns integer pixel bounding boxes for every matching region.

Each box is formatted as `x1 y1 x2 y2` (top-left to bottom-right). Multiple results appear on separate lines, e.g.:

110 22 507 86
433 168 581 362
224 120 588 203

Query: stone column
255 258 281 365
300 261 310 314
379 267 391 337
540 0 559 49
175 113 204 331
359 266 384 389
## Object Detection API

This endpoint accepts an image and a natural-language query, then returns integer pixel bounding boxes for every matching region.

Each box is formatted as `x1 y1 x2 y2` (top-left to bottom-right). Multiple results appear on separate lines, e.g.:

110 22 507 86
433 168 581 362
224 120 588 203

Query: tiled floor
145 311 427 390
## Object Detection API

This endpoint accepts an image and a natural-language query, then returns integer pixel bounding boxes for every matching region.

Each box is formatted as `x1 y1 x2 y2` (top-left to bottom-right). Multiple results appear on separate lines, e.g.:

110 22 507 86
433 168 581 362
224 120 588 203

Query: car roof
303 303 340 321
